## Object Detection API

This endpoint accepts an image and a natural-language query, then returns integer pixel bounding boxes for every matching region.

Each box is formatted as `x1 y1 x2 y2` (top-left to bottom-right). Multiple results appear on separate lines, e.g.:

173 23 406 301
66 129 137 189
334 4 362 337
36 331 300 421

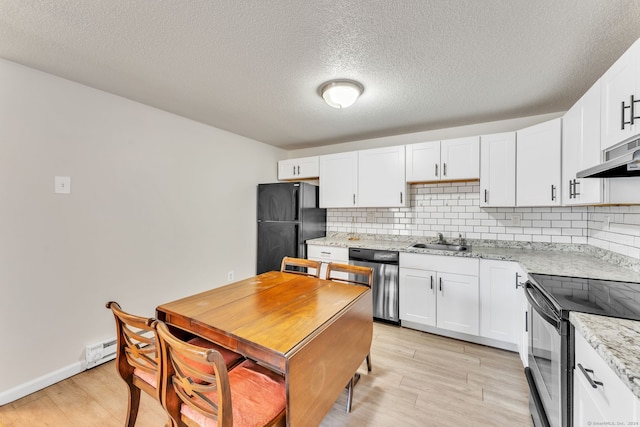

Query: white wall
287 112 563 158
0 59 284 402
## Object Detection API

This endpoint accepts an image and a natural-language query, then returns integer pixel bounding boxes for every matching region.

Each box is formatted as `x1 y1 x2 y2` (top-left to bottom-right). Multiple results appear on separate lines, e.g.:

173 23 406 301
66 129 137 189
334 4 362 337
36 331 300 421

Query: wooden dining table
156 271 373 427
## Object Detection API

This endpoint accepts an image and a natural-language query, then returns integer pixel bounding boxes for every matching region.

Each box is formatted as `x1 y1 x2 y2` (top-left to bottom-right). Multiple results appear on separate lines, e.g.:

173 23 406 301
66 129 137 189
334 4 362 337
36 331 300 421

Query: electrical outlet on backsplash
326 182 640 260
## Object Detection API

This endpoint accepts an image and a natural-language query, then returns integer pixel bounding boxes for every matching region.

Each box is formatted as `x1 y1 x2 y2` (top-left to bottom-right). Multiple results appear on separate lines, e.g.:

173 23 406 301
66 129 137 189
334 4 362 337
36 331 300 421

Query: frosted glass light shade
320 80 363 109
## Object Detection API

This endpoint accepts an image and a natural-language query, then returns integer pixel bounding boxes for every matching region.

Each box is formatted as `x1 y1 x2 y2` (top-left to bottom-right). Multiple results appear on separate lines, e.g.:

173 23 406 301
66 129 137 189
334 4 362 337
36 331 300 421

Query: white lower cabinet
306 245 349 280
479 260 521 345
400 253 479 335
517 265 528 368
573 332 639 424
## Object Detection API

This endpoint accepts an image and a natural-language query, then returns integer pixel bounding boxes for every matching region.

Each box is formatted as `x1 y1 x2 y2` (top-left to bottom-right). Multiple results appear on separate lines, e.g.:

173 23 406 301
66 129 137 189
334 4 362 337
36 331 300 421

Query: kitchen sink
410 242 471 252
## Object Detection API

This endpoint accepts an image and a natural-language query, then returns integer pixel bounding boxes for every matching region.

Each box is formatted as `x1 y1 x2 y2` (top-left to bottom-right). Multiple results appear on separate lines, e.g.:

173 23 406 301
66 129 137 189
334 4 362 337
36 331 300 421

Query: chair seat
133 367 157 388
180 360 286 427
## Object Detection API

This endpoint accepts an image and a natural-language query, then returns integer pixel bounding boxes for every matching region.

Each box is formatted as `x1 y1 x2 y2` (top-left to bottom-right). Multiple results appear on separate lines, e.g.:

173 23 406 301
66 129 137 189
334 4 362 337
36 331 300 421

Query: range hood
577 138 640 178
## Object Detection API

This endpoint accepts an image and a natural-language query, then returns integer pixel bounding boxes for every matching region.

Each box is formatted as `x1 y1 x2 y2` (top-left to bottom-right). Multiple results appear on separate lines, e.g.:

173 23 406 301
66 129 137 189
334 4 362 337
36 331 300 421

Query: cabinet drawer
400 253 478 275
573 332 637 421
307 245 349 262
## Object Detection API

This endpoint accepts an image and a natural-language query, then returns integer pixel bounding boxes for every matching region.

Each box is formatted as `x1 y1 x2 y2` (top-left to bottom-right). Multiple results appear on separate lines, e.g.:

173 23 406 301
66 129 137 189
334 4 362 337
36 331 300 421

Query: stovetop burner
529 273 640 321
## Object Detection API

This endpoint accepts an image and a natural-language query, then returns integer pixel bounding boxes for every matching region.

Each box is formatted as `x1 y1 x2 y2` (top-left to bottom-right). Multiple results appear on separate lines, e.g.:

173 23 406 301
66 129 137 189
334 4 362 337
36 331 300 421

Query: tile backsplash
326 182 640 260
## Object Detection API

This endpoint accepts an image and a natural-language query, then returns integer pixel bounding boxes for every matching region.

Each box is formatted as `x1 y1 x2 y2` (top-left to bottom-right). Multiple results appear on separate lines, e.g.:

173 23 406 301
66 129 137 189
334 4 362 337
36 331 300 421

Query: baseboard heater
85 338 117 369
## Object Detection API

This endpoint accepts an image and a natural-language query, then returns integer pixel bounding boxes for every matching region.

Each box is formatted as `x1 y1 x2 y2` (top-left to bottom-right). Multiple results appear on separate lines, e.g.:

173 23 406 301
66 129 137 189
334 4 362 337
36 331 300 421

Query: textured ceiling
2 1 640 149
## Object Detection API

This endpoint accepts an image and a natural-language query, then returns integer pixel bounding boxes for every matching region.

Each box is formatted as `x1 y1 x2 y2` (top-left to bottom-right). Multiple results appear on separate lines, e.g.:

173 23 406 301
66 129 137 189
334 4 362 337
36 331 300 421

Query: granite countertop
308 234 640 282
308 233 640 398
571 312 640 399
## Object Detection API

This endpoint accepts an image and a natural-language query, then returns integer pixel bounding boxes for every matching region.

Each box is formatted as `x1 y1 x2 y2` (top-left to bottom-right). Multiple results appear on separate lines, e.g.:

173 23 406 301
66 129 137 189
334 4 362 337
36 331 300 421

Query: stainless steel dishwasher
349 248 399 324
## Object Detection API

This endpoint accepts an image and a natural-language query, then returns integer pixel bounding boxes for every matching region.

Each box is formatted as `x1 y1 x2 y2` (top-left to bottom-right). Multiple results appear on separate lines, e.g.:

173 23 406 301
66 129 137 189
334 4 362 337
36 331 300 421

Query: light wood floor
0 323 533 426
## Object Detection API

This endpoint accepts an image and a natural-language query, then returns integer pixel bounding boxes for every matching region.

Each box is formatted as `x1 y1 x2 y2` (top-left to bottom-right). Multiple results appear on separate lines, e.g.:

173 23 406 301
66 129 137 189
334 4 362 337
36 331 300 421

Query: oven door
524 281 566 427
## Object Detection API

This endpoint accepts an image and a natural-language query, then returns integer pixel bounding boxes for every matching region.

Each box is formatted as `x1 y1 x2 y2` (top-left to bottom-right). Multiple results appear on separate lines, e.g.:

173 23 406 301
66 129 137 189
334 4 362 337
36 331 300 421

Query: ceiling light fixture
319 80 364 109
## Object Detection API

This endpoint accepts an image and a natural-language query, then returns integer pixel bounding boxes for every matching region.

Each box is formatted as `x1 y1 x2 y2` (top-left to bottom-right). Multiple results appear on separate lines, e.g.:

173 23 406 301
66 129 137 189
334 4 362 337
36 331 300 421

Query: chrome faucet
436 233 444 243
457 233 467 245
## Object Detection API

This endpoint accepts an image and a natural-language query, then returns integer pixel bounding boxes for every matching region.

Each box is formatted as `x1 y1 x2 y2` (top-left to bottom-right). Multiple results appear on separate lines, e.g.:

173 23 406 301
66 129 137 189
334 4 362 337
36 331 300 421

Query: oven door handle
524 281 562 331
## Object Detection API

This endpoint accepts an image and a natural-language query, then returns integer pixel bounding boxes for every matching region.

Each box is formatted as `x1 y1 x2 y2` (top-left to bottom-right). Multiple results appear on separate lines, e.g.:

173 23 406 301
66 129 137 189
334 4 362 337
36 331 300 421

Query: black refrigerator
257 182 326 274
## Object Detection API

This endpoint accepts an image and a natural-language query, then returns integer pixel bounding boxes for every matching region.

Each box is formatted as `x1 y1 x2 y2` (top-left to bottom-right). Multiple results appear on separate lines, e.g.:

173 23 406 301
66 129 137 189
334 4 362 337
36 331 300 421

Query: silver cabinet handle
484 189 488 203
400 192 403 204
578 363 603 389
430 275 434 290
297 165 300 175
573 179 580 197
435 163 438 177
443 163 447 177
515 272 524 289
293 165 296 175
622 95 640 129
439 277 442 292
569 180 573 199
353 194 356 205
551 185 557 201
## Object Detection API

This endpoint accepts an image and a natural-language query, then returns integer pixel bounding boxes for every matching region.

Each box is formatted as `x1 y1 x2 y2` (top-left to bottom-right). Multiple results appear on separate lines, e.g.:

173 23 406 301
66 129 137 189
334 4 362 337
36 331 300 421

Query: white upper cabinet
441 136 480 180
358 145 407 207
406 136 479 182
480 132 516 207
562 81 603 205
319 146 406 208
516 118 562 206
278 156 319 180
319 151 358 208
601 38 640 151
406 141 440 181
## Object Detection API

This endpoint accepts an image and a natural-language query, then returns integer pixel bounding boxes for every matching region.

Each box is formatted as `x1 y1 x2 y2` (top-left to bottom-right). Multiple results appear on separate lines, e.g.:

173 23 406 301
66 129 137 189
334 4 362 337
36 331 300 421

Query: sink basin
410 242 471 252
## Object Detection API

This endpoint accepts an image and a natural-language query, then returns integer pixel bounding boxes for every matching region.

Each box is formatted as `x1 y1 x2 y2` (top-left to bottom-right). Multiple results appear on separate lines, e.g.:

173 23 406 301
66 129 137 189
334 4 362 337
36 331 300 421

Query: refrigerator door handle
293 187 299 221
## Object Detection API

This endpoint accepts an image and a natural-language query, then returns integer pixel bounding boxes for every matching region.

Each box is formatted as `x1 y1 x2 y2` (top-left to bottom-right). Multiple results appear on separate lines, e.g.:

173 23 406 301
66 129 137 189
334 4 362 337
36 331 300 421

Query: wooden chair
106 302 244 427
154 320 287 427
280 256 321 278
324 263 374 412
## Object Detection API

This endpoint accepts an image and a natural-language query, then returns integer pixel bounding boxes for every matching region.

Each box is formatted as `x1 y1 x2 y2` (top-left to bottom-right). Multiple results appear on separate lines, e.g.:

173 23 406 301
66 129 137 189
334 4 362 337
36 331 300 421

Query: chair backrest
280 256 321 278
325 262 374 288
105 301 159 395
155 320 233 426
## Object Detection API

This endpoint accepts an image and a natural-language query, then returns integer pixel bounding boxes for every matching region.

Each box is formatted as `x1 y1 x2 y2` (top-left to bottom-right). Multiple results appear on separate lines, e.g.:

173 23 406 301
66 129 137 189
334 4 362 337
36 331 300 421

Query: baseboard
400 320 519 352
0 361 85 406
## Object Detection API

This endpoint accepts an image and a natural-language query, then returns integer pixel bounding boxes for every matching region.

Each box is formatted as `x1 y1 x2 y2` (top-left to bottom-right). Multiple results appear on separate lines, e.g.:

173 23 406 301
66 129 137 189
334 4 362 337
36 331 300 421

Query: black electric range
525 273 640 427
529 273 640 321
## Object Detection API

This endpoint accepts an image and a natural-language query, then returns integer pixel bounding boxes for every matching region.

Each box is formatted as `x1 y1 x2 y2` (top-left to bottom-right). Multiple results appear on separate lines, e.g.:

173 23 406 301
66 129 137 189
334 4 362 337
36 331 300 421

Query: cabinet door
278 159 298 180
562 82 603 205
516 118 562 206
480 132 516 207
358 145 407 207
319 151 358 208
513 264 528 367
440 136 480 180
297 156 320 179
479 260 519 344
601 38 640 151
436 272 479 335
573 332 639 424
399 267 437 326
406 141 440 182
278 156 319 180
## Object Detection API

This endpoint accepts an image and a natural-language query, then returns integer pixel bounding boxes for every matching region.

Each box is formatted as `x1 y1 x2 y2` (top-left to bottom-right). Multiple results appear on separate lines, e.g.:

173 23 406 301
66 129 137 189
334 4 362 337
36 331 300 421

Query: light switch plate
54 176 71 194
511 214 522 226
